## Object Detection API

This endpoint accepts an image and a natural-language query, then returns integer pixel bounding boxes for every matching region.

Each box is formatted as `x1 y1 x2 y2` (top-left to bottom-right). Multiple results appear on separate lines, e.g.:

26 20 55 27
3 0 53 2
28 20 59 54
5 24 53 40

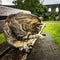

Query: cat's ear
39 17 43 22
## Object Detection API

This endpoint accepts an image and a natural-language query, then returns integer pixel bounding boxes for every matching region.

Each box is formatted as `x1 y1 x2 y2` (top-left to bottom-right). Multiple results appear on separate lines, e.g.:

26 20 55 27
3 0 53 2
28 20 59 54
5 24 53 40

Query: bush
13 0 48 20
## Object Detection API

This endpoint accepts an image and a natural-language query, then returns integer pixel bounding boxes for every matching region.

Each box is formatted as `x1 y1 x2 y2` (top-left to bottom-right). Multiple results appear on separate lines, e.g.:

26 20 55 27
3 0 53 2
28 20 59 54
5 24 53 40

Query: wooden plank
0 48 25 60
0 20 5 33
0 42 10 58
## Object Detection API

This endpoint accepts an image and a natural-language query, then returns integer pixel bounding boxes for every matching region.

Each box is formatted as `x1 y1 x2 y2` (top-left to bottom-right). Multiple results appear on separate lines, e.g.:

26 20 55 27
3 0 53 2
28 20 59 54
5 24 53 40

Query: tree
48 9 57 21
13 0 24 9
13 0 48 20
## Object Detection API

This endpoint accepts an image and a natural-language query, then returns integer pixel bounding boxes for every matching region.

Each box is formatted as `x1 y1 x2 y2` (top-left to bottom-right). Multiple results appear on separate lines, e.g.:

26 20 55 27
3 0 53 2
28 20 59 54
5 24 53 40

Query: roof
0 6 31 16
43 0 60 5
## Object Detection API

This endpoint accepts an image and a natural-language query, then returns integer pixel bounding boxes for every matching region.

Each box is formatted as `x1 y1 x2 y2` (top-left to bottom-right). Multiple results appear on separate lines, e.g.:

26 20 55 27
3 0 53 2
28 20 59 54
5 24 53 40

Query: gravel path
27 33 60 60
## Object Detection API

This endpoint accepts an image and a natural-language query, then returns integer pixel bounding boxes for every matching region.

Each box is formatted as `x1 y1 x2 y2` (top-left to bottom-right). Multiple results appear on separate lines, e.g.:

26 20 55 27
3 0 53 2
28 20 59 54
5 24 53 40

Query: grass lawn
43 23 60 46
0 33 6 44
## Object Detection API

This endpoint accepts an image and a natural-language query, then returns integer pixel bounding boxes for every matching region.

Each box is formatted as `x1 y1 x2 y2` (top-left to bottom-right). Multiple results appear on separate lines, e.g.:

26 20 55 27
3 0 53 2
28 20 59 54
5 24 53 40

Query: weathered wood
0 42 28 60
0 42 9 55
0 48 26 60
0 6 31 16
0 42 10 58
0 20 5 33
0 42 22 60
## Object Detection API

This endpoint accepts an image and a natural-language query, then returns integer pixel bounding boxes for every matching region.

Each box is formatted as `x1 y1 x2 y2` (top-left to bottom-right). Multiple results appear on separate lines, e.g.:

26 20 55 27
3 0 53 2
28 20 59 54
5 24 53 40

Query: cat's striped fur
4 12 42 47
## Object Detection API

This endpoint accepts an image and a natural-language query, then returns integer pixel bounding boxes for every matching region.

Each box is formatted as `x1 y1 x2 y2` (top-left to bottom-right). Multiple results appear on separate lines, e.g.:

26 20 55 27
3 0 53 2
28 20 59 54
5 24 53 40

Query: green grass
43 23 60 46
0 33 6 44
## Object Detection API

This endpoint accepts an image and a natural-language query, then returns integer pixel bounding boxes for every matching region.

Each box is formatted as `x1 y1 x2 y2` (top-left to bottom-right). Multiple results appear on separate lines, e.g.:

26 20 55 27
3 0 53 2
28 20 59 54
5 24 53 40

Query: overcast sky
43 0 60 5
1 0 60 5
1 0 14 5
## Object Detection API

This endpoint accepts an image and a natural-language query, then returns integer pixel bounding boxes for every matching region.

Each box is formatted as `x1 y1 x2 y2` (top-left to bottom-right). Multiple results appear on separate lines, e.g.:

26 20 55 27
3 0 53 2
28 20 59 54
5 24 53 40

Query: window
56 7 59 13
48 8 51 12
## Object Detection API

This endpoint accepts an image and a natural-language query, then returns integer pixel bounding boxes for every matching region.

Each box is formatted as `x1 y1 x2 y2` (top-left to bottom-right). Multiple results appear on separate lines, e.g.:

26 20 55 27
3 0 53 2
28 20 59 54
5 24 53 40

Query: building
42 0 60 14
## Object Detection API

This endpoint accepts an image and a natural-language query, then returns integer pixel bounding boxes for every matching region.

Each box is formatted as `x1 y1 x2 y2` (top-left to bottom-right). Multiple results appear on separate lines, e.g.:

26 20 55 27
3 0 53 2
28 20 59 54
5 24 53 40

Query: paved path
27 33 60 60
